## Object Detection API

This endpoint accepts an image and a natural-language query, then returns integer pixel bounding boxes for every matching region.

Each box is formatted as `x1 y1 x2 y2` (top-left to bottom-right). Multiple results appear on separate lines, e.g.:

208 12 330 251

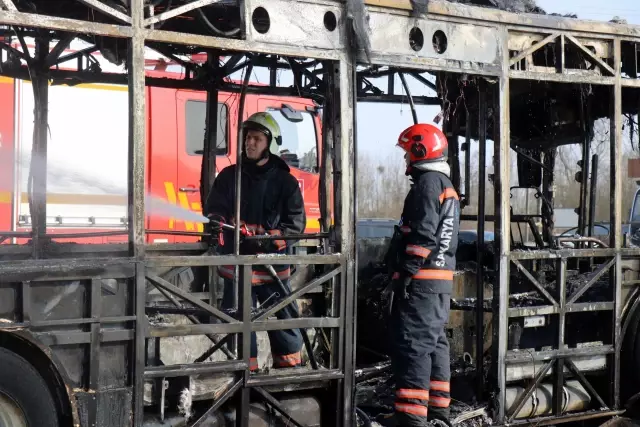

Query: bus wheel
0 348 59 427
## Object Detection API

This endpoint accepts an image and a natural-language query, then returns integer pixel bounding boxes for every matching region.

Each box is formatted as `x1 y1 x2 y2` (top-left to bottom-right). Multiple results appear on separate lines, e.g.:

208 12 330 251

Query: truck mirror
280 104 304 122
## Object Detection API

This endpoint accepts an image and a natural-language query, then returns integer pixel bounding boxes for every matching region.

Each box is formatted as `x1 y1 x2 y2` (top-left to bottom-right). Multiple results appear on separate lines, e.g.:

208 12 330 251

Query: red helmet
396 123 448 165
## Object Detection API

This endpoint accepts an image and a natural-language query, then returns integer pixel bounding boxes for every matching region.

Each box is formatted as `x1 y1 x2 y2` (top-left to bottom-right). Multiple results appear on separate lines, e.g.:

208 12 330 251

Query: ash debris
355 358 492 427
446 0 579 18
507 262 614 306
447 0 544 14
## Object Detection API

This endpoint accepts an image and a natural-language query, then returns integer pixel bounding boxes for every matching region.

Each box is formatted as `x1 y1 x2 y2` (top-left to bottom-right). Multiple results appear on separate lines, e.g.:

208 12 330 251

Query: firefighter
378 123 460 427
204 111 306 372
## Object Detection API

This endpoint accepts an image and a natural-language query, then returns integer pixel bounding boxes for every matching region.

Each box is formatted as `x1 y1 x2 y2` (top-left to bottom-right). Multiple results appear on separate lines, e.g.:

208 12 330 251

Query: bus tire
0 347 59 427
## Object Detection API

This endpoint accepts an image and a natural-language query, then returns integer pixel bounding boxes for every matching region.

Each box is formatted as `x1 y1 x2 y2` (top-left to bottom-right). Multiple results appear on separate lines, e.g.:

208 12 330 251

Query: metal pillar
320 60 335 237
129 1 147 425
225 59 253 356
589 154 598 242
541 149 556 246
475 80 487 397
495 27 511 423
128 0 147 258
445 103 462 196
237 264 252 427
553 257 567 414
332 53 356 426
464 107 472 208
31 39 49 259
611 38 623 409
327 60 342 391
201 51 220 207
577 93 591 239
202 51 220 323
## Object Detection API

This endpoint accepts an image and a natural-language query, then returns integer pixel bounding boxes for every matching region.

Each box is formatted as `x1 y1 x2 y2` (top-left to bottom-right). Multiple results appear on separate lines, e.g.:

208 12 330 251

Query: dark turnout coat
205 154 306 285
387 168 460 294
385 167 460 425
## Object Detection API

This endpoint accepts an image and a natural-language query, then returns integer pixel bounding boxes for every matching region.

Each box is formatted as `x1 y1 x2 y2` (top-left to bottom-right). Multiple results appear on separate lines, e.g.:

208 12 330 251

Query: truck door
175 90 233 241
0 78 14 241
147 87 178 244
256 98 321 233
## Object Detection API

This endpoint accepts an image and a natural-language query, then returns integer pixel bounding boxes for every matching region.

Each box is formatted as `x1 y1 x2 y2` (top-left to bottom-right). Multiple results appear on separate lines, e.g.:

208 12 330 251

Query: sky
535 0 639 24
355 0 640 164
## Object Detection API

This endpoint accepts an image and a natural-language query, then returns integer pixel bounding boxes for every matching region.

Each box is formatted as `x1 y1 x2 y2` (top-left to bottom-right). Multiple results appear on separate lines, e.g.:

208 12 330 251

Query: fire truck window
185 100 228 156
266 108 318 173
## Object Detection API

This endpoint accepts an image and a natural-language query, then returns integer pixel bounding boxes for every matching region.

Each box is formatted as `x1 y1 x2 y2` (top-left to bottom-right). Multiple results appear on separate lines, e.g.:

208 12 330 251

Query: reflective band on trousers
429 396 451 408
395 403 428 416
412 269 453 281
430 380 450 392
396 389 429 401
273 351 301 367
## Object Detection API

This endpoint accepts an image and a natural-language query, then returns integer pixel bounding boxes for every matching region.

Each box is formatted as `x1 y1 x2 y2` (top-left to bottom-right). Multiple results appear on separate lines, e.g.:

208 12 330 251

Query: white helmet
242 112 282 155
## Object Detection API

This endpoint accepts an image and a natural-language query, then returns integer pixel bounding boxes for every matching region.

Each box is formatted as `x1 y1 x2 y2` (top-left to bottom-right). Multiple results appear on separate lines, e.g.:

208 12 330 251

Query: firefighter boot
375 412 400 427
376 412 434 427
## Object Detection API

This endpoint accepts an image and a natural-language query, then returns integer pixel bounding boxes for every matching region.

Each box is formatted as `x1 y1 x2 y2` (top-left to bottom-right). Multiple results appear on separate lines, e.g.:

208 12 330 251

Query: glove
239 224 268 254
381 272 412 317
205 214 223 248
391 272 412 300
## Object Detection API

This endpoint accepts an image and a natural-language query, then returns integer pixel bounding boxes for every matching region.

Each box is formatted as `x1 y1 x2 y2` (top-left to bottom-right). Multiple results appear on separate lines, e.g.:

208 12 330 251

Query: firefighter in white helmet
205 111 306 372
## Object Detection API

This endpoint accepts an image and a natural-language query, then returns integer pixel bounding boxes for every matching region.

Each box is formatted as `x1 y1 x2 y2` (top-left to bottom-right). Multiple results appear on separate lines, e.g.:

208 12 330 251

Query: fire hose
209 219 319 370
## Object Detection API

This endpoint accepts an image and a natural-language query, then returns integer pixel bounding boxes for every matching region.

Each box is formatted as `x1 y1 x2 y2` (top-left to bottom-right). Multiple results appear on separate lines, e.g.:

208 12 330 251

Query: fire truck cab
0 50 323 245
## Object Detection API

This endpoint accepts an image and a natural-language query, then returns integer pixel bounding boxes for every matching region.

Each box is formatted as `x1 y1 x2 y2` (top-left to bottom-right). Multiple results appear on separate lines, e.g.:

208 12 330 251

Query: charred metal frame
0 0 357 425
1 0 640 426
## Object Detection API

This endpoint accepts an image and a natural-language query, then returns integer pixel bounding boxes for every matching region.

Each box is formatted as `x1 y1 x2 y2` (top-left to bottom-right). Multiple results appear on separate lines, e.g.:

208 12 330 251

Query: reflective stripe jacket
388 169 460 294
204 154 306 284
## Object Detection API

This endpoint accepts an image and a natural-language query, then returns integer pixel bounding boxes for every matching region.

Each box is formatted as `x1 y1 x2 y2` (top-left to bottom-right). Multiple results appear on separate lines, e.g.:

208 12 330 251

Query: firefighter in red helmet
378 123 460 427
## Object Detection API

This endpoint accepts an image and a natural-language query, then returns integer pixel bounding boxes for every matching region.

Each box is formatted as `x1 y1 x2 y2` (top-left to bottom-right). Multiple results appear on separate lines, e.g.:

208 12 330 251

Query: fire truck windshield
266 108 318 173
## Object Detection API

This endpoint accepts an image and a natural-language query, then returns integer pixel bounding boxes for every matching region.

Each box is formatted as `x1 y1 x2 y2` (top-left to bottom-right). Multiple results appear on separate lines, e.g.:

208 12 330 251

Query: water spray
145 194 210 224
9 150 213 226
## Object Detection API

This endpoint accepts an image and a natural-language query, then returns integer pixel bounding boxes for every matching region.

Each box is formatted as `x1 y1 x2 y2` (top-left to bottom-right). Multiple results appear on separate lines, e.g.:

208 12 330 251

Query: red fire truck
0 47 323 245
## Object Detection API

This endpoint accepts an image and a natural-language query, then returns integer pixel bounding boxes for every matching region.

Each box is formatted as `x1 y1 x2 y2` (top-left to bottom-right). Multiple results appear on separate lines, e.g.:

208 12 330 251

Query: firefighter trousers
390 284 451 426
221 278 303 371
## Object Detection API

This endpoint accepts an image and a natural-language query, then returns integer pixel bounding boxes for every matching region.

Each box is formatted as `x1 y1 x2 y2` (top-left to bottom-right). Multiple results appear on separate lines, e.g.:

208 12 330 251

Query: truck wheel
0 348 59 427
